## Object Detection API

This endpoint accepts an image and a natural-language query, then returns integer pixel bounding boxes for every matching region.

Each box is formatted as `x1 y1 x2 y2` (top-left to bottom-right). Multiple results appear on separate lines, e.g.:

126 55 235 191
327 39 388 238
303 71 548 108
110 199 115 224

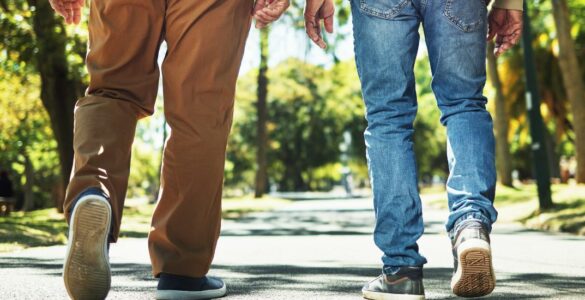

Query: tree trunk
552 0 585 183
32 0 84 211
22 153 35 212
487 42 514 187
543 128 561 179
254 28 269 198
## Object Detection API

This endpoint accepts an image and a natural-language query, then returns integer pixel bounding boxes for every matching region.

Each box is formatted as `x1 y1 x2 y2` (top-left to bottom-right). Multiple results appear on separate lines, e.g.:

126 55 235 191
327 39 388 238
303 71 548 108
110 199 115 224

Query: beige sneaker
63 189 112 300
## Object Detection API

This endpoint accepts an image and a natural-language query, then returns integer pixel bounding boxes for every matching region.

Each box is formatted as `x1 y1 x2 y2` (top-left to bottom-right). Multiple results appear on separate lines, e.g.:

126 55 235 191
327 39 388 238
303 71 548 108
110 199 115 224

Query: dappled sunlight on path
0 198 584 299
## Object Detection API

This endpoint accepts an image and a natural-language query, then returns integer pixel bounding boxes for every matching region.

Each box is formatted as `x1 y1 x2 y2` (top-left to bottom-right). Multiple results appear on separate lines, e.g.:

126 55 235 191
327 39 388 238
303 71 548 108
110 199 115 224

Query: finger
56 1 68 14
64 1 73 11
50 1 67 17
305 3 327 49
261 5 286 19
495 39 513 57
305 18 322 48
255 10 277 24
311 17 326 49
49 0 59 12
486 13 500 42
509 30 522 46
64 3 75 17
255 19 268 29
494 44 505 57
73 8 82 24
258 7 282 20
253 13 270 25
319 1 335 34
312 15 323 42
254 15 268 29
51 5 66 18
63 2 74 23
256 9 276 21
62 0 79 5
323 15 333 33
493 36 503 56
495 45 506 57
253 0 266 16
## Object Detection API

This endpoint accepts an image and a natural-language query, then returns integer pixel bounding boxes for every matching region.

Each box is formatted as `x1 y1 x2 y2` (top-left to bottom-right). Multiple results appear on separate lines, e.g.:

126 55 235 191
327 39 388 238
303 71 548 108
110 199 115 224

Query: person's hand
487 8 523 57
49 0 84 24
304 0 335 49
253 0 290 29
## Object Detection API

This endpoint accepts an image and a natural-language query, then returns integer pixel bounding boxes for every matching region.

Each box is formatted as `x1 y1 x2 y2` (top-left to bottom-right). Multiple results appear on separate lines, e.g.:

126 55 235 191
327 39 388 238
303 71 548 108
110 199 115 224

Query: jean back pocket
359 0 410 20
443 0 487 32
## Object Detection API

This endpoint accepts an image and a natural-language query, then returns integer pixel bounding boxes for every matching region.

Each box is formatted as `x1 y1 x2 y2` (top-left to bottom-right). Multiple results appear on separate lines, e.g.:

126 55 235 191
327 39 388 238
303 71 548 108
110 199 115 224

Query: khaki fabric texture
493 0 523 10
64 0 253 278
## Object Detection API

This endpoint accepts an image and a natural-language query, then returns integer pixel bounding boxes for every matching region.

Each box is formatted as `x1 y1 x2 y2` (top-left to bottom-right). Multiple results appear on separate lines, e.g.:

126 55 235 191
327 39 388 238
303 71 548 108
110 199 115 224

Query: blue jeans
351 0 498 274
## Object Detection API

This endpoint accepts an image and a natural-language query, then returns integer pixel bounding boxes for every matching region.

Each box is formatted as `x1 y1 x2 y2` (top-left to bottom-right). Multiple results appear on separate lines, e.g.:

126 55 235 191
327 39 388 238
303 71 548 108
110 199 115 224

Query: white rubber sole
451 239 496 297
362 289 425 300
63 194 112 300
155 284 227 300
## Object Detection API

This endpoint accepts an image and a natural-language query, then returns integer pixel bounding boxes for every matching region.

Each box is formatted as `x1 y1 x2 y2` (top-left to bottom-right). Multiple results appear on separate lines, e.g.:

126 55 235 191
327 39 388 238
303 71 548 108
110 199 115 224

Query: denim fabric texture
351 0 497 275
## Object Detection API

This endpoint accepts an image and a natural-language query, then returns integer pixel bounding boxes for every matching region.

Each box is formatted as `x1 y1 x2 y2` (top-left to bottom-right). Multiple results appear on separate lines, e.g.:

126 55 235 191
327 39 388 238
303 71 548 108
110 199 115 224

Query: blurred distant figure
0 170 14 198
0 170 15 216
560 156 570 183
569 156 577 181
341 167 354 197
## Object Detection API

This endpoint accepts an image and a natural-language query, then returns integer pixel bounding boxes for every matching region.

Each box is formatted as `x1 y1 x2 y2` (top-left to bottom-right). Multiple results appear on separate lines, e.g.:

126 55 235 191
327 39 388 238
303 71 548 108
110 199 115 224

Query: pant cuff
448 212 492 239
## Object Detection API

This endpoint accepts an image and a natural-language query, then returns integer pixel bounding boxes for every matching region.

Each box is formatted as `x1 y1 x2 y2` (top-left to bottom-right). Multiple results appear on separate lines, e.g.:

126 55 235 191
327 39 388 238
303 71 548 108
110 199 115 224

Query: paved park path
1 197 584 299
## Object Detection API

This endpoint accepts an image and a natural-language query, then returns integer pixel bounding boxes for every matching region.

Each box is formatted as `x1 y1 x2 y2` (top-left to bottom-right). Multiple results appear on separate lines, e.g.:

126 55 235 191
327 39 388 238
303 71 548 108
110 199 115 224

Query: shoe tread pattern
452 247 495 298
64 198 111 300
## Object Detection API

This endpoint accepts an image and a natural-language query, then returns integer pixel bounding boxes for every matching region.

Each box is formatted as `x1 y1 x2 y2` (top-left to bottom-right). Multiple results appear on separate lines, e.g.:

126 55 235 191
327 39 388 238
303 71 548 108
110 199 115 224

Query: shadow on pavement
211 264 585 299
1 256 584 299
221 210 446 237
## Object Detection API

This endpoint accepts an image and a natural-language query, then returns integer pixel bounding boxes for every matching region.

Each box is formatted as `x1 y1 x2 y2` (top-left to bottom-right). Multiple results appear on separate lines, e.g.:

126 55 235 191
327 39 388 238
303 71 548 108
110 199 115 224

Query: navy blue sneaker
63 188 112 300
156 273 227 300
362 267 425 300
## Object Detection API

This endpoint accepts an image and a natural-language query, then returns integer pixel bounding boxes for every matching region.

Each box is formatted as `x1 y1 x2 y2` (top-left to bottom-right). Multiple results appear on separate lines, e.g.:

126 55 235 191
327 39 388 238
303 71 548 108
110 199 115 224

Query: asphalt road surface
1 198 584 299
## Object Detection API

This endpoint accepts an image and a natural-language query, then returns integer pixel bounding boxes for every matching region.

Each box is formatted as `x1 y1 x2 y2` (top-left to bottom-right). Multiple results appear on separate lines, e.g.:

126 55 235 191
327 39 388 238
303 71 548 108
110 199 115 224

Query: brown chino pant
63 0 253 278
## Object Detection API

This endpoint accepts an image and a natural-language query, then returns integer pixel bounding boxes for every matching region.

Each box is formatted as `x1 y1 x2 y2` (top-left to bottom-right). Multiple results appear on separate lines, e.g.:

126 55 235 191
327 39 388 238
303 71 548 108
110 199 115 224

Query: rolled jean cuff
448 212 492 239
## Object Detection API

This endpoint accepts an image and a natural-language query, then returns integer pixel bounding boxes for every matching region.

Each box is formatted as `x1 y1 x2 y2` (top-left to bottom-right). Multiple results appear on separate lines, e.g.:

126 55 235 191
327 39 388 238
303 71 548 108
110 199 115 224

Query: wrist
493 0 523 11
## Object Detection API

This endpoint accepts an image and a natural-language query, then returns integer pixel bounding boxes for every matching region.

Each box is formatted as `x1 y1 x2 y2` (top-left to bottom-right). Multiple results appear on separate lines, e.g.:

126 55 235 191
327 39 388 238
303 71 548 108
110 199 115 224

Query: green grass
422 183 585 235
0 209 68 252
0 196 290 253
520 189 585 235
421 184 539 208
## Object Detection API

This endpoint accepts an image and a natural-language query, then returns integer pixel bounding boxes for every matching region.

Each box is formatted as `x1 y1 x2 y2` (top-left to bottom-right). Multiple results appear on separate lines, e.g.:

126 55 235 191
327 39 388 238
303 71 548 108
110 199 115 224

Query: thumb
486 13 497 41
486 25 496 42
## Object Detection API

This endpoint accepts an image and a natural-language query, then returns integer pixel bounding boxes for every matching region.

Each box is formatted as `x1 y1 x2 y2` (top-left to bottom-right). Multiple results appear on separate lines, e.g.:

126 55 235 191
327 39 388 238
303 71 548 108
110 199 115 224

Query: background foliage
1 0 584 210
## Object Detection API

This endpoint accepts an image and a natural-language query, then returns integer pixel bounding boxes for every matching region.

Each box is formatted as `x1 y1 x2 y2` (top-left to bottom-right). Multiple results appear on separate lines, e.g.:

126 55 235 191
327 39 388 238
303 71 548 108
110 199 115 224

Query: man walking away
304 0 523 298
